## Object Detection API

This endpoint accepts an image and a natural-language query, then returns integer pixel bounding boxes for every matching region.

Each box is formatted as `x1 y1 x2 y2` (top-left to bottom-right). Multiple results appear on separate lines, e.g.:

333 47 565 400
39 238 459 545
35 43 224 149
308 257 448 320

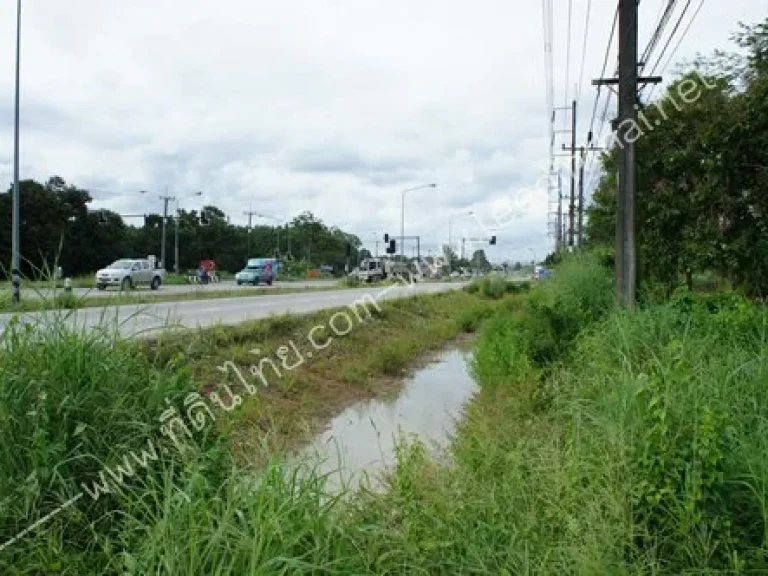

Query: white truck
354 258 392 283
353 258 422 283
95 258 165 291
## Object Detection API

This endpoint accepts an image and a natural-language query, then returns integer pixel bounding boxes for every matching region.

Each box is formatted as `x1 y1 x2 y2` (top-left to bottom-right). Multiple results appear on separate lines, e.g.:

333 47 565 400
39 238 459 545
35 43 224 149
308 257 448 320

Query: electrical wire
647 0 706 100
648 0 693 76
587 4 618 146
562 0 574 133
576 0 593 102
640 0 679 69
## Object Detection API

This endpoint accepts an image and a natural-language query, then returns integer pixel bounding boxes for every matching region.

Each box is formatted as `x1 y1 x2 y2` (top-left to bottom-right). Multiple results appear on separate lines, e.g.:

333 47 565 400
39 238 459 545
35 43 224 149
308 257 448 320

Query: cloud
0 0 763 263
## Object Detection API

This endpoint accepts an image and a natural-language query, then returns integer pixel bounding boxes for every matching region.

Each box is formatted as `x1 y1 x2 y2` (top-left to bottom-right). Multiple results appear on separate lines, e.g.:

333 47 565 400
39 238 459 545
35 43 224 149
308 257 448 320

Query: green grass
0 283 357 314
8 250 761 574
0 289 506 574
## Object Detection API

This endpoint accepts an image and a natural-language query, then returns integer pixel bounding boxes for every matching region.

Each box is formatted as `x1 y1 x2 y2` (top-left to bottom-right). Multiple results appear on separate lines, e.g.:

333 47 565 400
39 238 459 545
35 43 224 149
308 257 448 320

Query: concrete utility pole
560 145 605 247
174 191 202 273
578 150 586 246
11 0 21 303
160 192 174 270
593 0 661 307
244 209 258 257
616 0 637 306
569 99 577 248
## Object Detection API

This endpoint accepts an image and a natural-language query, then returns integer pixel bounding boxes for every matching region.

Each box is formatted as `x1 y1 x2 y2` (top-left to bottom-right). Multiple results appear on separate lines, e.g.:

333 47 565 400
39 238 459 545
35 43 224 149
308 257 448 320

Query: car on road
95 259 164 291
236 258 278 286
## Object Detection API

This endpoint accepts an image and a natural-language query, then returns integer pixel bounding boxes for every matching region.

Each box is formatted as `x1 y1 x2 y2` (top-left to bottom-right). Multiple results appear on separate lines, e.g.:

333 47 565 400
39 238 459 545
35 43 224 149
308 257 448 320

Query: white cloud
0 0 763 264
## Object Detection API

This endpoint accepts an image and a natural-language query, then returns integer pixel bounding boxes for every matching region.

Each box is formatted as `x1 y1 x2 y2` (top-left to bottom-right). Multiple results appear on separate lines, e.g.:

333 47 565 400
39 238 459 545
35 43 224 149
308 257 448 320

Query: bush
0 322 230 573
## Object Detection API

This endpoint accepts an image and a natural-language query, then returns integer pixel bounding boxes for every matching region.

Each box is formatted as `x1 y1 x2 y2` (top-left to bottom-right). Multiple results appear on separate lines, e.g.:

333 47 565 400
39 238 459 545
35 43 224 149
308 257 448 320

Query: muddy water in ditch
298 347 478 492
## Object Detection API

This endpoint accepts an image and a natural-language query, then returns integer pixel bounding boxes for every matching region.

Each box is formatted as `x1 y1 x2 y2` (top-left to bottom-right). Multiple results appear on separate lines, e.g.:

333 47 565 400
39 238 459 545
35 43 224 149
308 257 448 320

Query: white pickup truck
95 259 164 291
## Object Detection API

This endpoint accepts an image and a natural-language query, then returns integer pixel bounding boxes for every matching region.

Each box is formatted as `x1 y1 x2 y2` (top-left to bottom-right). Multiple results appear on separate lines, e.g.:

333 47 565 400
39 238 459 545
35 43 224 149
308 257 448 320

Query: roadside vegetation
3 249 767 573
0 288 505 574
0 282 353 314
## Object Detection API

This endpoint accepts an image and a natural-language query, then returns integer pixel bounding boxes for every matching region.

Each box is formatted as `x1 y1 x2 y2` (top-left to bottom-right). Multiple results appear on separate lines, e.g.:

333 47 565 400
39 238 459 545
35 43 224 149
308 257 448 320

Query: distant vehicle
95 258 164 291
236 258 279 286
533 266 553 280
353 258 392 283
188 260 220 284
461 271 472 279
450 271 461 278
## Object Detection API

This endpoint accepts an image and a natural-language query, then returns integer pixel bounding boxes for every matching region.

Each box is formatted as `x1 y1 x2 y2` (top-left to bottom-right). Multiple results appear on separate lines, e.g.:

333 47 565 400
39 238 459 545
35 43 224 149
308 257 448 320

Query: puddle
298 347 478 493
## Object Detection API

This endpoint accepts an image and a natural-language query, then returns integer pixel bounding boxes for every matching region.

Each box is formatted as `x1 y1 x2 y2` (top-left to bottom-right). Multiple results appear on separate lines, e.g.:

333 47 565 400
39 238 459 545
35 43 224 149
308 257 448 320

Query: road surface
23 279 339 300
0 281 466 338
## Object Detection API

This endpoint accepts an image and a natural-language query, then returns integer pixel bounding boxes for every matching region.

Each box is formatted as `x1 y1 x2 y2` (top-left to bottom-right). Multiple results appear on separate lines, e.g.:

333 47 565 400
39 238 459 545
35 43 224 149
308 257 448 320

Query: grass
0 283 358 314
346 254 768 573
7 249 761 573
146 289 504 461
0 288 505 574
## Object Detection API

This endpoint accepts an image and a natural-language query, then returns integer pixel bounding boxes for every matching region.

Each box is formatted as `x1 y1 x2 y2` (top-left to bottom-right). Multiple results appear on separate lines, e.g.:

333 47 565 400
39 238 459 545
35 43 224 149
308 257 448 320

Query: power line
647 0 705 100
576 0 593 102
587 4 618 145
562 0 574 133
648 0 694 76
640 0 679 68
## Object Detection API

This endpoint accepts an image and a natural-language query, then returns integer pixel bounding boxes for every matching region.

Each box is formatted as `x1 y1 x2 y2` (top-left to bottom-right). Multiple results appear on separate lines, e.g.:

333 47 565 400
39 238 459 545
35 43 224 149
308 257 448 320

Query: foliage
586 18 768 296
0 179 362 279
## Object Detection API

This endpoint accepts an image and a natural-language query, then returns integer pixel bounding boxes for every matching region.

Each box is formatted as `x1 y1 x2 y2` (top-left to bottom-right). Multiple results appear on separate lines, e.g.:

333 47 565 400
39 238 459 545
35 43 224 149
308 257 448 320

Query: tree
585 18 768 295
470 249 491 271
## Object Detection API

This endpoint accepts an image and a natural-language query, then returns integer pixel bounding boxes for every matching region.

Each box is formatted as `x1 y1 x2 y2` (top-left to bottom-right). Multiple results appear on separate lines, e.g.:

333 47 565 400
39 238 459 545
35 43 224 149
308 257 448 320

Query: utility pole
244 209 258 257
578 150 586 246
159 192 174 270
593 0 661 307
558 172 563 249
11 0 21 303
569 99 577 248
561 145 605 247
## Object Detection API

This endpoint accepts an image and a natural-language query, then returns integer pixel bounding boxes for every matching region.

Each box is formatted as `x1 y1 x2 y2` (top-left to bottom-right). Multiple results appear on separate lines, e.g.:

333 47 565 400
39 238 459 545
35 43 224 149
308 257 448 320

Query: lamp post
448 210 473 272
140 189 175 270
255 213 281 254
174 191 203 273
401 184 436 261
11 0 21 303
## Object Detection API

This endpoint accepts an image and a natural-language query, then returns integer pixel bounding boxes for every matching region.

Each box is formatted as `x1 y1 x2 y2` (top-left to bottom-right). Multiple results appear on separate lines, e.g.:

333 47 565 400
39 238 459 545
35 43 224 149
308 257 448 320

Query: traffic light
200 210 209 226
384 233 389 243
386 239 396 254
489 236 497 245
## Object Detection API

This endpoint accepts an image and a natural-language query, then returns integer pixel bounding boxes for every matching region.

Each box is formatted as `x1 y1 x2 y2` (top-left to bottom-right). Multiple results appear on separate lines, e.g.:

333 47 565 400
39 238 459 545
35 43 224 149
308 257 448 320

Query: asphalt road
0 281 466 338
24 279 339 300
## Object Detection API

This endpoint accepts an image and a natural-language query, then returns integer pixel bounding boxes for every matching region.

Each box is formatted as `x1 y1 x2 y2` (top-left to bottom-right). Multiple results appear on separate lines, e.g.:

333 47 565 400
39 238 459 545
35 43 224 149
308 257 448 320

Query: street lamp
401 183 436 261
174 191 203 273
11 0 21 303
139 189 175 270
255 213 281 254
448 210 473 272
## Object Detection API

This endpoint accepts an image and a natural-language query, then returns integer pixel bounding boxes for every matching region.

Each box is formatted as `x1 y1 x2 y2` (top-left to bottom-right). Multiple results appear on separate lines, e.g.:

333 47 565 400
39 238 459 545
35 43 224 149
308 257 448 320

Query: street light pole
11 0 22 303
400 183 436 262
448 210 473 272
174 191 202 273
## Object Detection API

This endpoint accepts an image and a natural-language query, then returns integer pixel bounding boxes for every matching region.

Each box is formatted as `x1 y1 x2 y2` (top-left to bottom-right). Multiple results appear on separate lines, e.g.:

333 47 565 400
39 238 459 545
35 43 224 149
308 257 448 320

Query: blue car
235 258 279 286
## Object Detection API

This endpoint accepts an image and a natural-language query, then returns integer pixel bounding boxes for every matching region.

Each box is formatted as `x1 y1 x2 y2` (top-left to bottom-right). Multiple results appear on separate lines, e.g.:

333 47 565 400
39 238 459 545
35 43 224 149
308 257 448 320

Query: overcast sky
0 1 763 264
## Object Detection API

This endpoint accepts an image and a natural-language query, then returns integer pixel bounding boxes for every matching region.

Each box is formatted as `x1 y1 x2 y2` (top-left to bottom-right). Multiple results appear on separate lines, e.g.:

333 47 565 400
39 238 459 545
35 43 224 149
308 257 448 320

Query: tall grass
0 322 230 574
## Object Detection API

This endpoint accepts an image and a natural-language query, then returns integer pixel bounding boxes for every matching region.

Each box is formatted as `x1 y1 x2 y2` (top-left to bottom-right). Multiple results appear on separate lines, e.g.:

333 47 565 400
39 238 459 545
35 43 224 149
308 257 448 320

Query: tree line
0 177 362 278
586 19 768 296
